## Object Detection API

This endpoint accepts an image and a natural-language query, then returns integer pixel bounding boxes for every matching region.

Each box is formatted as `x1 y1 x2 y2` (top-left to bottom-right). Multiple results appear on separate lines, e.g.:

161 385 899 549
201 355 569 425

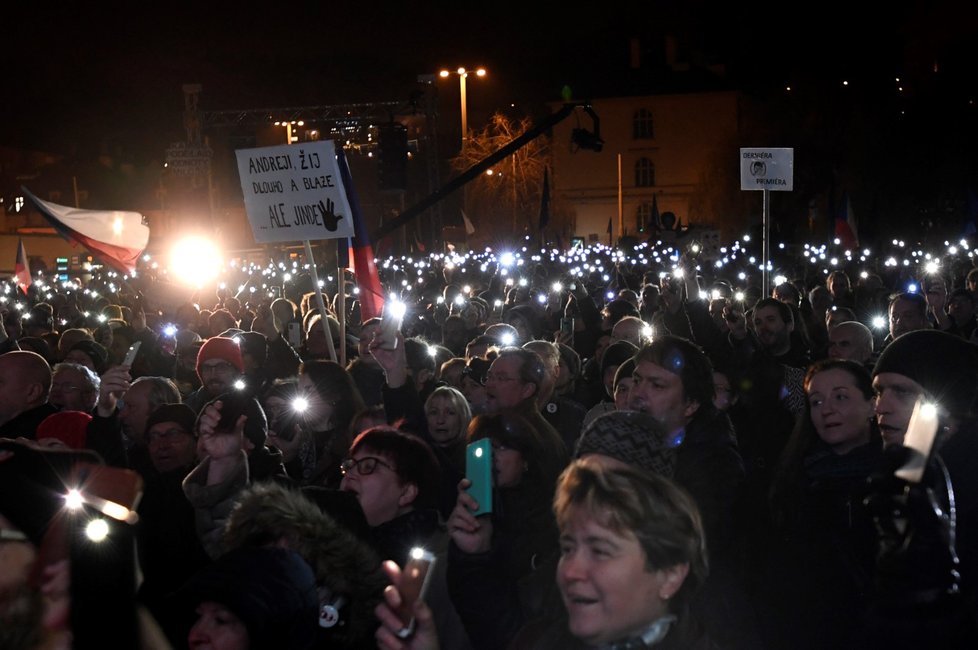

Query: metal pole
338 261 346 367
459 72 468 147
762 188 770 298
303 240 337 363
617 154 623 238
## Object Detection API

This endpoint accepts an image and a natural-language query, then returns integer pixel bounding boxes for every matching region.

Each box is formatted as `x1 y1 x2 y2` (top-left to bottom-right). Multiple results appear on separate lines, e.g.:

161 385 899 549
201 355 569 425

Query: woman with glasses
339 426 473 649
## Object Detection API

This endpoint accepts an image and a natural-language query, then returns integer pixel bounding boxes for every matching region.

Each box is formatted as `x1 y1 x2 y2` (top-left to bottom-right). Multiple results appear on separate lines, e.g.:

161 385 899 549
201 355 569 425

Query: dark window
637 202 653 232
635 158 655 187
633 109 654 139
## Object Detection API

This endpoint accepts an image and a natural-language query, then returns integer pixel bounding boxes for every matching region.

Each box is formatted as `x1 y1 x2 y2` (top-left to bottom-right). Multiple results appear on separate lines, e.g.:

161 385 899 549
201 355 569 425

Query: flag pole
337 240 347 367
303 240 338 364
762 188 770 298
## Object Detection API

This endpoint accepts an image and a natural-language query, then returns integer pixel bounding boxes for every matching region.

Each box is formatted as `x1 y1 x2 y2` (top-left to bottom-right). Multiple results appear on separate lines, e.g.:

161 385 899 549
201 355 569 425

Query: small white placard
740 147 793 192
235 140 354 243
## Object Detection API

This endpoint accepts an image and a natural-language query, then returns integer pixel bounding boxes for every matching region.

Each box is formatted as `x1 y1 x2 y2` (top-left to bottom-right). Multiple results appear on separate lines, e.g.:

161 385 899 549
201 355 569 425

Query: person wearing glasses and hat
339 426 473 649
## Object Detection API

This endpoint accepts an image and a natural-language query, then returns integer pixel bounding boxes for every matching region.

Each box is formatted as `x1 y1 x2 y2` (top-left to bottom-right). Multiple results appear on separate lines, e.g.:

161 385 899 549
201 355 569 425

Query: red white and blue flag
20 186 149 275
336 151 384 321
14 238 31 295
834 192 859 249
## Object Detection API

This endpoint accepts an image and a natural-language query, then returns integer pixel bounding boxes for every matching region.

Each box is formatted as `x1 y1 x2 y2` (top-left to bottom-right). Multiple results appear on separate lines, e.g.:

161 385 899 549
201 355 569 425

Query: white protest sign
235 140 355 243
740 148 793 191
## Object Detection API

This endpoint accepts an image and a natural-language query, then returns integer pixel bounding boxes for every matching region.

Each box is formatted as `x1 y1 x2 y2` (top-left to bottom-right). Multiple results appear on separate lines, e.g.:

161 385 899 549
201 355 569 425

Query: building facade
550 91 742 243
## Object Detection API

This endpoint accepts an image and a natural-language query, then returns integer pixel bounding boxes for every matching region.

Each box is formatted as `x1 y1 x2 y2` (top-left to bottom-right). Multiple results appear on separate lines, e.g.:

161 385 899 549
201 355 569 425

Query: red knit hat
196 336 245 377
37 411 92 450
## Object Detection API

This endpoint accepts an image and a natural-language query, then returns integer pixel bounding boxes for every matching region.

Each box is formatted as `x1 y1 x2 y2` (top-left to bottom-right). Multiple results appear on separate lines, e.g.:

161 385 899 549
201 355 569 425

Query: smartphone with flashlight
465 438 493 516
395 547 437 638
378 302 405 350
122 341 142 367
895 398 941 484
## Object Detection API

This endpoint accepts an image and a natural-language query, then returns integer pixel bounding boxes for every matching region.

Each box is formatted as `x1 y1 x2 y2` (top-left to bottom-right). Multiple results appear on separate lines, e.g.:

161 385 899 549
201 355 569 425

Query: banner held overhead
235 140 355 243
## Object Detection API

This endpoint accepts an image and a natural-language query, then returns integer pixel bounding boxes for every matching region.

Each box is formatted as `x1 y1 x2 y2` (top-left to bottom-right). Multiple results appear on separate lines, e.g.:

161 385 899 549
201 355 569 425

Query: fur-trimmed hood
223 482 386 649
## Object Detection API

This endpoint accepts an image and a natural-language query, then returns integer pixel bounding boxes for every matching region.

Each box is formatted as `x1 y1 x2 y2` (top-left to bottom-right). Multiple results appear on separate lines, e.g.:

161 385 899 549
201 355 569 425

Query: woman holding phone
377 459 712 649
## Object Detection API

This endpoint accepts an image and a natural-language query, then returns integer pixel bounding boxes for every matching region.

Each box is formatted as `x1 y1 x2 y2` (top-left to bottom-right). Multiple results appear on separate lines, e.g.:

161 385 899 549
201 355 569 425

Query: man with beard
728 298 811 368
184 337 244 413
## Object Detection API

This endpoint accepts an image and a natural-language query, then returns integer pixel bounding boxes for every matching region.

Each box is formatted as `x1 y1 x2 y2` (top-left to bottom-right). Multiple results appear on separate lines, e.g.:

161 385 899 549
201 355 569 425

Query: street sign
740 148 793 191
235 140 355 243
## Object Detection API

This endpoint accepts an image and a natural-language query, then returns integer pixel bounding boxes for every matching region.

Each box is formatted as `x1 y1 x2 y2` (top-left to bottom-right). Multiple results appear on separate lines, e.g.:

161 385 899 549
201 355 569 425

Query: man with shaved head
0 350 57 439
827 321 875 368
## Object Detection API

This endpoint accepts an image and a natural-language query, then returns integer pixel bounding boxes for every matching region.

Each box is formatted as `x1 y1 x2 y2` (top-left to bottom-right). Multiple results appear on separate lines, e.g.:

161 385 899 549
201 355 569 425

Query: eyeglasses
200 362 236 375
340 456 396 477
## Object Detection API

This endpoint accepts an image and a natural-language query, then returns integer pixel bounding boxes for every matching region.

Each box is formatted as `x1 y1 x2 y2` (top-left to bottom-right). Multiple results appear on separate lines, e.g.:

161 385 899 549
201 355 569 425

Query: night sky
4 2 977 165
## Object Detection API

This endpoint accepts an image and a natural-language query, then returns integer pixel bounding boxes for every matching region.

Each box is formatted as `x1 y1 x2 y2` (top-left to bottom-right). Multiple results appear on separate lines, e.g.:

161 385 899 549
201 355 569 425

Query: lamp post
439 68 485 234
273 120 304 144
439 67 486 149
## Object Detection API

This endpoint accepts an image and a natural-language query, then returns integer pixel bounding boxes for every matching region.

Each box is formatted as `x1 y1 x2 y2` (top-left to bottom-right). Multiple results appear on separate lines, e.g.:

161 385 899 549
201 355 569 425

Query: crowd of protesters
2 230 978 649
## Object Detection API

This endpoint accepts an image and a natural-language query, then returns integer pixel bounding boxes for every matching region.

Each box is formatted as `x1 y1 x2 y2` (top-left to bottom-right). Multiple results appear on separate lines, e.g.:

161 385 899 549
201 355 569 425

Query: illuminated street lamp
273 120 305 144
439 67 486 148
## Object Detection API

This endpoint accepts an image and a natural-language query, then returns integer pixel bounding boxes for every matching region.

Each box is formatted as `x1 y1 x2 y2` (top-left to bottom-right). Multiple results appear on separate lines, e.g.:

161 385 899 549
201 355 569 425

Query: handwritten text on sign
235 140 354 243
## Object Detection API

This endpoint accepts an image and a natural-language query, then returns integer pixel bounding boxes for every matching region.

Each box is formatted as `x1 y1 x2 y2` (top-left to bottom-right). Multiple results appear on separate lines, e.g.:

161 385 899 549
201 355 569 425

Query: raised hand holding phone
465 439 493 516
374 559 440 650
394 547 436 639
122 341 142 368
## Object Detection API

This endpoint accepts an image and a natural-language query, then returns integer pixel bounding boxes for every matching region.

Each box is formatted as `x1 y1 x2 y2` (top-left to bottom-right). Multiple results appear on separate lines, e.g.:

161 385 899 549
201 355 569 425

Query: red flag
14 238 31 295
337 151 384 320
21 186 149 274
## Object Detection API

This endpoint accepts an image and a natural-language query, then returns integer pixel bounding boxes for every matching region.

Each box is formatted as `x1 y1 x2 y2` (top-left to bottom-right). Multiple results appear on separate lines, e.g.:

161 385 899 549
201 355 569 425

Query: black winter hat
600 341 639 380
180 546 318 649
873 329 978 418
69 340 109 373
145 403 197 437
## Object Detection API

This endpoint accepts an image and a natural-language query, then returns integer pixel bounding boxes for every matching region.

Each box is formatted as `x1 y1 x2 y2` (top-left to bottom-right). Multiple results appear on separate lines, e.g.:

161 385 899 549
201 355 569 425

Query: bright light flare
85 518 110 542
388 300 407 320
65 489 84 510
169 237 223 286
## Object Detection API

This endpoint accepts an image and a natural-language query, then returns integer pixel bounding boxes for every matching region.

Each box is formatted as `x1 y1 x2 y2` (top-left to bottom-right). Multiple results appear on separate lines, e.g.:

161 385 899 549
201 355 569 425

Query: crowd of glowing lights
9 230 977 335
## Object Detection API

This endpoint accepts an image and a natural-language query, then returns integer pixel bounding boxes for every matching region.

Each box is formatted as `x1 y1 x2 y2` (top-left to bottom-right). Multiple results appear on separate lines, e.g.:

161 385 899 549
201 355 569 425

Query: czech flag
336 151 384 321
834 192 859 249
14 238 31 295
20 186 149 275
